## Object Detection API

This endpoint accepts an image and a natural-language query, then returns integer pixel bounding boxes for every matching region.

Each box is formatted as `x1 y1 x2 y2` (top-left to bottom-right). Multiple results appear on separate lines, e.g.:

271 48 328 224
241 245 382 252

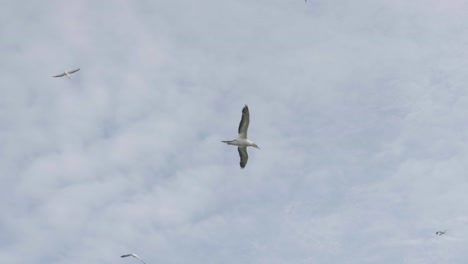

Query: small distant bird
52 68 80 79
222 105 260 169
121 253 146 264
435 230 447 236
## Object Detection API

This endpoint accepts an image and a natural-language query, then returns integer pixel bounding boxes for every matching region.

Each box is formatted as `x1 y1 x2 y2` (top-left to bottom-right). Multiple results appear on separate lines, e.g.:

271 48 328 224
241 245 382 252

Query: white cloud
1 0 468 263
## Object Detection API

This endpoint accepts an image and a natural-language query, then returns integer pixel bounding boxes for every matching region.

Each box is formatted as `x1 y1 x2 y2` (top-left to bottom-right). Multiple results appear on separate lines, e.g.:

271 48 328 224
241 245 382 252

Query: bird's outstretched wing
135 257 146 264
238 146 248 169
52 73 66 77
68 68 80 74
238 105 250 139
121 254 146 264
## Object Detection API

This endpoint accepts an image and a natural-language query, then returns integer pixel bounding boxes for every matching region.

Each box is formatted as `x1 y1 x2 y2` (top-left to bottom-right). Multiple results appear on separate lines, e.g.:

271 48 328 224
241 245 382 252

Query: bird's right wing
135 257 146 264
52 73 66 77
238 147 248 169
68 68 80 74
238 105 250 139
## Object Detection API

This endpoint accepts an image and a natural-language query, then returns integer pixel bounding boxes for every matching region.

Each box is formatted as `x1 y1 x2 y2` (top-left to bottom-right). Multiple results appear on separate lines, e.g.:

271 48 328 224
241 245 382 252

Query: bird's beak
256 146 261 150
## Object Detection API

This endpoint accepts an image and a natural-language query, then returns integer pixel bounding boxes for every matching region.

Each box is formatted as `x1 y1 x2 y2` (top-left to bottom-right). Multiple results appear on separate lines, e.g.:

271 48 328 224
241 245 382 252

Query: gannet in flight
121 253 146 264
52 68 80 79
222 105 260 169
435 230 447 236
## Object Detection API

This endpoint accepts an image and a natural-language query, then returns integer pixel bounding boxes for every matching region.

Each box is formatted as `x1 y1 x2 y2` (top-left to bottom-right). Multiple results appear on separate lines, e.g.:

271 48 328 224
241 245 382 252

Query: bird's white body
222 138 257 147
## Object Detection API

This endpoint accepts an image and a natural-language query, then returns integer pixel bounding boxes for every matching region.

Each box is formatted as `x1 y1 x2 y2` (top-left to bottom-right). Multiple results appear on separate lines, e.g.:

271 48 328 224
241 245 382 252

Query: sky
1 0 468 263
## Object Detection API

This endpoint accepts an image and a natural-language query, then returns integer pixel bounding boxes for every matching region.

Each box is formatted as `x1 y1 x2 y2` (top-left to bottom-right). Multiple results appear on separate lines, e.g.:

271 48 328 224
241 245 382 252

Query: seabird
52 68 80 79
435 230 447 236
222 105 260 169
121 253 146 264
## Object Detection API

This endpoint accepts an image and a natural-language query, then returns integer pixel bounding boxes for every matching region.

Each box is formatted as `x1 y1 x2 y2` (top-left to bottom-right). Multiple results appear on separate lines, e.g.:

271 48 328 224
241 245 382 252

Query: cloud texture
1 0 468 263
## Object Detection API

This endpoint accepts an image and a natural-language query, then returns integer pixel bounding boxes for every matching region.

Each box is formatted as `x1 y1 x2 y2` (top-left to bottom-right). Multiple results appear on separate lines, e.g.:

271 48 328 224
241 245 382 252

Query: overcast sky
1 0 468 263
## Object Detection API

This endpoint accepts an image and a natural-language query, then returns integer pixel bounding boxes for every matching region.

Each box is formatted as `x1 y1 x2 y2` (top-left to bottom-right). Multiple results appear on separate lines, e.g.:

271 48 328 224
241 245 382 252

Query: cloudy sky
2 0 468 263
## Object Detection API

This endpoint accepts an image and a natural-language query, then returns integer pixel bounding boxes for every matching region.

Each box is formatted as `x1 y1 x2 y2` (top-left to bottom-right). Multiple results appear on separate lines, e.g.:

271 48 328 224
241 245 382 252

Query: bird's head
253 143 260 149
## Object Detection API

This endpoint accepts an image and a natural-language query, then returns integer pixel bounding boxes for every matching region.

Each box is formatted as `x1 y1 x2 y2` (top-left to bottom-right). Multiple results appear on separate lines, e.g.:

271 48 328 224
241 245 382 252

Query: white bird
121 253 146 264
52 68 80 79
436 230 447 236
222 105 260 169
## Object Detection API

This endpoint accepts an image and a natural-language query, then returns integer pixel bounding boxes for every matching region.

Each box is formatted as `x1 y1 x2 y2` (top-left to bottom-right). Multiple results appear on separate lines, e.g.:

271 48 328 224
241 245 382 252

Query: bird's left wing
52 73 66 77
238 147 248 169
68 68 80 74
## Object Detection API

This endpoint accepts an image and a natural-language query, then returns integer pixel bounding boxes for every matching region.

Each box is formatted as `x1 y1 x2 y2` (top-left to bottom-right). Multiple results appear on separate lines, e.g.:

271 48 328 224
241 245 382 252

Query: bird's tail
221 140 235 145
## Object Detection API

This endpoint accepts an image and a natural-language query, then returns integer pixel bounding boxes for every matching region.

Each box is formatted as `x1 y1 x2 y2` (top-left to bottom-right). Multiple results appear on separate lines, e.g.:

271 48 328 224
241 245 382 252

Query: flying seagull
52 68 80 79
435 230 447 236
121 253 146 264
222 105 260 169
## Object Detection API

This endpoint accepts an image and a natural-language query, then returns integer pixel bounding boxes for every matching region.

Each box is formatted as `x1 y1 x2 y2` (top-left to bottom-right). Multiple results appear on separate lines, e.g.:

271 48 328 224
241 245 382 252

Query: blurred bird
121 253 146 264
52 68 80 79
222 105 260 169
435 230 447 236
